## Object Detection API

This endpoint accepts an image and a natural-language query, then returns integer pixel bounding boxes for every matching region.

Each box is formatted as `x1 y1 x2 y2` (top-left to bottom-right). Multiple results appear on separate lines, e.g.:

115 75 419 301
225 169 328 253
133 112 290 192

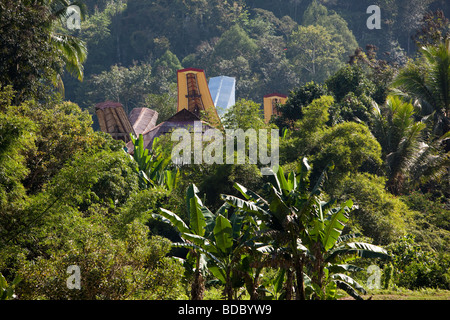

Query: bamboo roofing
95 101 135 142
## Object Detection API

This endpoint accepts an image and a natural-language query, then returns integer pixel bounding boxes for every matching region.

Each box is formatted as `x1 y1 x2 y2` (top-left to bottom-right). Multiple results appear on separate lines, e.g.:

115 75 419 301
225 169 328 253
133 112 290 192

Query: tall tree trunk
294 256 306 300
191 253 205 300
285 268 294 300
191 270 205 300
225 269 233 300
312 242 325 299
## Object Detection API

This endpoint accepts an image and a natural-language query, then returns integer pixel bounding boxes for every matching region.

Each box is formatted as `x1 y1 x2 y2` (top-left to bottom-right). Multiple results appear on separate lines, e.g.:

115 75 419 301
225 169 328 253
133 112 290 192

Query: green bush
387 235 450 290
16 217 186 300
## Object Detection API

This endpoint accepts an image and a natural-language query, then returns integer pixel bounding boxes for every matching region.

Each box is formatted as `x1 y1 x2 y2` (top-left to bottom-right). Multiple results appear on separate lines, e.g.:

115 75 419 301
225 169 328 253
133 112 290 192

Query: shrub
387 235 450 290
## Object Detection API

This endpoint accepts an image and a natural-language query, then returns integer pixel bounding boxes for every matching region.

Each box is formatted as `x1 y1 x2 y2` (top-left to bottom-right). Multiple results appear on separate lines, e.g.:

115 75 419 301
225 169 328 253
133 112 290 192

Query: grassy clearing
346 288 450 300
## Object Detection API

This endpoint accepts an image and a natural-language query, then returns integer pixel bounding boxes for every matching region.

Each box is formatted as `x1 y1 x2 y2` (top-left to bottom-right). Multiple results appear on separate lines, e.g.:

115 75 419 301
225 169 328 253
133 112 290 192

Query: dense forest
1 0 449 300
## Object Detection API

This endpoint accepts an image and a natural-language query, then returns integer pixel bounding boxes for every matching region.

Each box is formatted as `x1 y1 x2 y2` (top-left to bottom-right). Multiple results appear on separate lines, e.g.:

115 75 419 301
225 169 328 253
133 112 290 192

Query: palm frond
51 33 87 81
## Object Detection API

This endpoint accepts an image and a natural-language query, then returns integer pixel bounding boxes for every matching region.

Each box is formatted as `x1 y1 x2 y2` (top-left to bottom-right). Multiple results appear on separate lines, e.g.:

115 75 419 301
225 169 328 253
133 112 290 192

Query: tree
302 0 358 61
145 83 178 124
274 81 328 130
287 24 345 84
0 87 36 241
392 38 450 138
128 133 179 191
371 95 449 194
280 96 383 185
152 50 183 83
29 0 87 90
0 1 62 102
348 45 399 105
329 172 416 245
412 10 450 49
213 24 258 61
85 63 153 113
325 64 376 124
222 99 267 131
20 101 107 194
153 184 217 299
224 160 390 300
222 162 313 300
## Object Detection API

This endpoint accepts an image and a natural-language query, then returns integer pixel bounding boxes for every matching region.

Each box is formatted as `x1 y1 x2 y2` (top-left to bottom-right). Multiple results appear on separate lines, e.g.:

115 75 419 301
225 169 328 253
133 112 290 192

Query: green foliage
401 191 450 252
288 24 345 84
0 88 36 217
386 235 450 290
2 0 450 300
281 95 382 185
222 98 267 131
145 83 177 124
16 217 185 299
214 25 259 61
20 101 109 194
0 1 62 102
330 172 415 245
85 63 153 113
325 64 376 123
275 81 329 129
129 134 179 191
152 50 183 82
302 0 358 60
0 85 186 300
0 273 20 300
392 38 450 136
222 161 390 300
155 183 263 300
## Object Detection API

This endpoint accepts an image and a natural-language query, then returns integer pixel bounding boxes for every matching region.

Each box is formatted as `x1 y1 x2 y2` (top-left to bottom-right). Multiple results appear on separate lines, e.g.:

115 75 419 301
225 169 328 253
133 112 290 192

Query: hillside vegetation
0 0 449 300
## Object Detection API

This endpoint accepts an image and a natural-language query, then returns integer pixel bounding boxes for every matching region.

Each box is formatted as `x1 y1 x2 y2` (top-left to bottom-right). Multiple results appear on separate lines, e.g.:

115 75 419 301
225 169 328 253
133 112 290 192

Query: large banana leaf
267 186 291 223
327 264 364 273
221 194 269 218
182 232 211 248
208 264 226 284
321 200 352 251
346 242 390 257
155 208 190 235
326 241 390 262
172 242 221 265
189 195 206 237
213 214 233 254
332 273 366 300
332 273 367 293
276 166 292 196
186 184 200 217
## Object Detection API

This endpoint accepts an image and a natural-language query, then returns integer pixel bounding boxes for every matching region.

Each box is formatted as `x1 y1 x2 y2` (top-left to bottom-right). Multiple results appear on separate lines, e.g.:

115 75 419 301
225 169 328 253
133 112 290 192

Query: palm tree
392 38 450 138
33 0 88 91
371 95 449 194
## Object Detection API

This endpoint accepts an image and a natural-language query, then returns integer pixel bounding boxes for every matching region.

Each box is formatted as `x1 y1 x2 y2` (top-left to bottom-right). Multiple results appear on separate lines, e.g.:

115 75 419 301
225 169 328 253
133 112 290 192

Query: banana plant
302 198 391 299
129 133 179 191
223 158 390 300
154 184 261 299
319 236 390 299
152 184 214 299
222 159 316 300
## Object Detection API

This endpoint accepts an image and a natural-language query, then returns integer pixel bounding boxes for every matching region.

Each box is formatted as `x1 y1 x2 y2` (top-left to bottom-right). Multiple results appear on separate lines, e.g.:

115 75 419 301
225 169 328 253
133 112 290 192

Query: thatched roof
125 108 212 154
95 101 135 142
129 107 158 135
